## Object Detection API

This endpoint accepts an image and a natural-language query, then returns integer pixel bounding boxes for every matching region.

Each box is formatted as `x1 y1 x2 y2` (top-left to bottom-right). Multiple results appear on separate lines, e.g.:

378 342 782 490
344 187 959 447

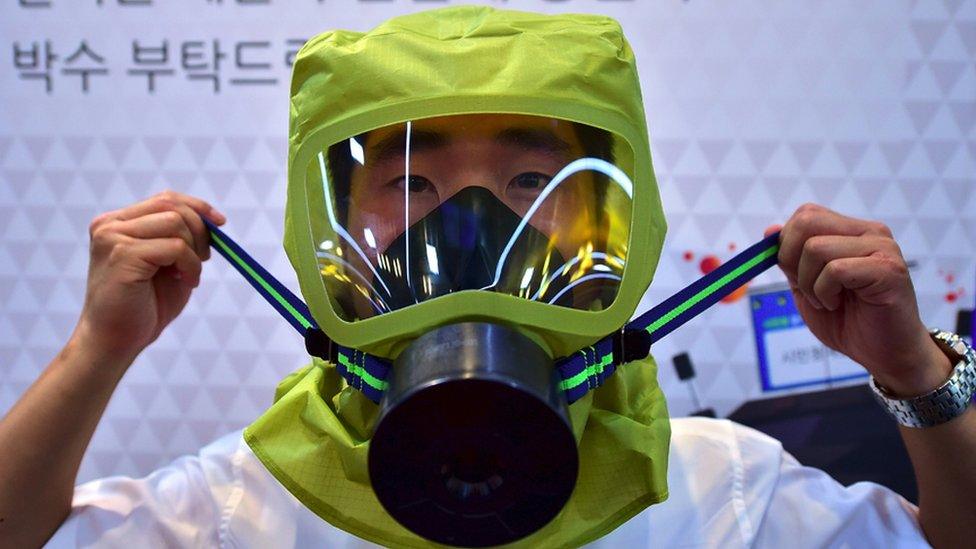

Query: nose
433 164 507 203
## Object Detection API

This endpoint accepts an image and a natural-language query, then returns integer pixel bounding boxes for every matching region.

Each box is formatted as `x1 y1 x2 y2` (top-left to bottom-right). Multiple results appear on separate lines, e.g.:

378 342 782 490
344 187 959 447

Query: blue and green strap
205 217 780 404
556 231 781 402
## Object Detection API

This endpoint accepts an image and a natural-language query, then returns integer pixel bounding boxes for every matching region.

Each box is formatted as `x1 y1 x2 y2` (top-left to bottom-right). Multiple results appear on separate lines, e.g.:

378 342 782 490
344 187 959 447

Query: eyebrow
365 125 574 165
495 127 573 158
367 129 448 165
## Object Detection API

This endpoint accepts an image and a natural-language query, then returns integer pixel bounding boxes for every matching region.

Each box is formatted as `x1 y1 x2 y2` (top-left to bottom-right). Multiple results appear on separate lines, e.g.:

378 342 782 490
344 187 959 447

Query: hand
71 190 226 371
767 203 952 397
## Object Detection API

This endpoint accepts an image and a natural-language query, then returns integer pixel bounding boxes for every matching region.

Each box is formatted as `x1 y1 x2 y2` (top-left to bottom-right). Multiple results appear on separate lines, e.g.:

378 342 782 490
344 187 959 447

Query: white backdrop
1 0 973 483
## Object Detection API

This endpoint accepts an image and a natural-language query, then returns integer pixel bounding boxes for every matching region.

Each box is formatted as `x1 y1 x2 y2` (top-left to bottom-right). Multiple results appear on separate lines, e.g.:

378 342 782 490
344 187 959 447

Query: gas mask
311 111 636 545
204 6 781 548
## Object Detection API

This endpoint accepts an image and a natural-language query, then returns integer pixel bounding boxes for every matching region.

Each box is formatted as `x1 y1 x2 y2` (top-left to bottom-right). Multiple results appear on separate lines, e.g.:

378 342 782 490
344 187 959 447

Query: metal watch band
869 328 976 429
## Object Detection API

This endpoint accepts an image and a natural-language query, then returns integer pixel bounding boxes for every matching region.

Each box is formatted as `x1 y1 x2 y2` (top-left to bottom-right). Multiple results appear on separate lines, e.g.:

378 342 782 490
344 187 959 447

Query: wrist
871 332 955 398
870 328 976 429
62 318 139 383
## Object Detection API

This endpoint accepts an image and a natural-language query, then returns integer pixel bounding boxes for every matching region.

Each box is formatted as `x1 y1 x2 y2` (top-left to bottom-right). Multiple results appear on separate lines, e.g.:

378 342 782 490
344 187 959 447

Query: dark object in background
690 408 717 418
673 352 695 380
673 352 715 417
728 384 917 503
957 308 972 339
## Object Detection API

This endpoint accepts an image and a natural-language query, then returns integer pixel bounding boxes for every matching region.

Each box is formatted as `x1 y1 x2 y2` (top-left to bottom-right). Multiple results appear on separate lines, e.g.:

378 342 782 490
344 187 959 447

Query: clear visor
305 114 634 321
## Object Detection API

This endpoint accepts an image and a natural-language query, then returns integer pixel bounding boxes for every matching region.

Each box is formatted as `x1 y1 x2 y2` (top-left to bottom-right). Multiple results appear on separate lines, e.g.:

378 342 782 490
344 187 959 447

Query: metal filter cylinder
368 322 579 547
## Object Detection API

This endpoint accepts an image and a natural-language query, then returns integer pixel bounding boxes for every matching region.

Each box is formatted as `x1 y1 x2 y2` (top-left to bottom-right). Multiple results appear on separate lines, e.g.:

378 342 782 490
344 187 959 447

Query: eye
390 175 434 193
507 172 551 193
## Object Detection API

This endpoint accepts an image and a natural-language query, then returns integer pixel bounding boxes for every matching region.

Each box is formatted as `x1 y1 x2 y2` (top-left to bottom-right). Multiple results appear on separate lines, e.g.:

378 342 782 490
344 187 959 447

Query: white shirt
46 418 929 548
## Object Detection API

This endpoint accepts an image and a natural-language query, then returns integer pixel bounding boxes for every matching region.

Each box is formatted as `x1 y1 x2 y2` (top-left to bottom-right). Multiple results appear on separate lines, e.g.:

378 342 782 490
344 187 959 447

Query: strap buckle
614 328 651 364
304 327 338 363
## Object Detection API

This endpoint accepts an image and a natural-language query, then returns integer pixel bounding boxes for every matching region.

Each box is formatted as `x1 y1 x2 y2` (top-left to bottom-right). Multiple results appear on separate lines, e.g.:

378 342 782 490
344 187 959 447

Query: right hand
71 190 226 369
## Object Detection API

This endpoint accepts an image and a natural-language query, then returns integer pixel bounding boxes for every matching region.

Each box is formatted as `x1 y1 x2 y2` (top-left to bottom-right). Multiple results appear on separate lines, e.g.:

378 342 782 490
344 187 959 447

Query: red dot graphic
699 255 721 275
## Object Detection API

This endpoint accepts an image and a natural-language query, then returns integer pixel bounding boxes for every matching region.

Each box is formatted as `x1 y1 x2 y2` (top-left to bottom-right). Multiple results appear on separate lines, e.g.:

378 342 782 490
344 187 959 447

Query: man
2 6 974 548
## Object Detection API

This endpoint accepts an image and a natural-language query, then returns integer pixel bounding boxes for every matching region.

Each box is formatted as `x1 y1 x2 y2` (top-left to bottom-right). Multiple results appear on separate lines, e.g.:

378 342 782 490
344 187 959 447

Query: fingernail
807 295 823 310
209 207 226 224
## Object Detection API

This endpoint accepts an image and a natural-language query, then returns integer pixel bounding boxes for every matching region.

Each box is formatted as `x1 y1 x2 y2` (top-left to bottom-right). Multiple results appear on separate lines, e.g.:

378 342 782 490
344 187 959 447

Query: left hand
767 203 952 397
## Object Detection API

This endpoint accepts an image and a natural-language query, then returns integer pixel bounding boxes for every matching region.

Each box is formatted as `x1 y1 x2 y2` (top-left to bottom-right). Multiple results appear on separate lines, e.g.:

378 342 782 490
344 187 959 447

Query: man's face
344 113 597 261
316 113 630 318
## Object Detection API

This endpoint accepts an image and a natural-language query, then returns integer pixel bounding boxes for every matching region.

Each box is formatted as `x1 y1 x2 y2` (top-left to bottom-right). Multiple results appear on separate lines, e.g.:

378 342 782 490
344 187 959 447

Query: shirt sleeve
45 430 245 549
748 431 930 548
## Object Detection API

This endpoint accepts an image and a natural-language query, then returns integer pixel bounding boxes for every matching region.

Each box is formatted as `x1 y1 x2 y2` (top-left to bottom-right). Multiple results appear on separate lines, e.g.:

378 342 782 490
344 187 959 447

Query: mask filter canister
368 322 579 547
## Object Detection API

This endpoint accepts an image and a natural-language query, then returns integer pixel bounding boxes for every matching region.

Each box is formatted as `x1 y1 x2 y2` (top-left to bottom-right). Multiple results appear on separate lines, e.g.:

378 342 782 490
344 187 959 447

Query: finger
129 237 202 287
158 189 226 225
168 201 211 261
113 198 211 260
778 203 891 283
114 211 195 256
764 224 783 238
812 255 904 311
796 234 892 309
111 191 223 225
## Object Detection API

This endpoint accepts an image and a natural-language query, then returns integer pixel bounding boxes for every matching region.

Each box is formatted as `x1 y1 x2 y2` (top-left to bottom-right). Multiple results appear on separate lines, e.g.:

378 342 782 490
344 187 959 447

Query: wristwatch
869 328 976 428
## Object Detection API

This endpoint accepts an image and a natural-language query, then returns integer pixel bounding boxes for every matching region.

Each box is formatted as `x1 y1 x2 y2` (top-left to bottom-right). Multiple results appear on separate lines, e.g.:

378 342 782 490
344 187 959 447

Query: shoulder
588 417 785 548
668 415 786 465
47 429 375 548
47 430 246 548
590 417 927 548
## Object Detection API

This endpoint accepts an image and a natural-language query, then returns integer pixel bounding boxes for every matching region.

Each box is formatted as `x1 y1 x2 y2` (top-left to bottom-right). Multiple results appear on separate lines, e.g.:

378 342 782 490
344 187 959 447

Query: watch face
933 328 976 367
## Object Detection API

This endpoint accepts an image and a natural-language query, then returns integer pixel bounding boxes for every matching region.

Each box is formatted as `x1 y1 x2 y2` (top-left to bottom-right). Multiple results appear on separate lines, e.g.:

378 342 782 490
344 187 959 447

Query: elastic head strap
205 218 316 335
207 218 394 402
554 232 781 403
206 218 779 405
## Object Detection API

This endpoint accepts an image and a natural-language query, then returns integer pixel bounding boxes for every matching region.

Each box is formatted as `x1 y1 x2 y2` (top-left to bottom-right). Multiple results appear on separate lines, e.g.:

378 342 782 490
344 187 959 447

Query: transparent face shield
305 113 635 321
